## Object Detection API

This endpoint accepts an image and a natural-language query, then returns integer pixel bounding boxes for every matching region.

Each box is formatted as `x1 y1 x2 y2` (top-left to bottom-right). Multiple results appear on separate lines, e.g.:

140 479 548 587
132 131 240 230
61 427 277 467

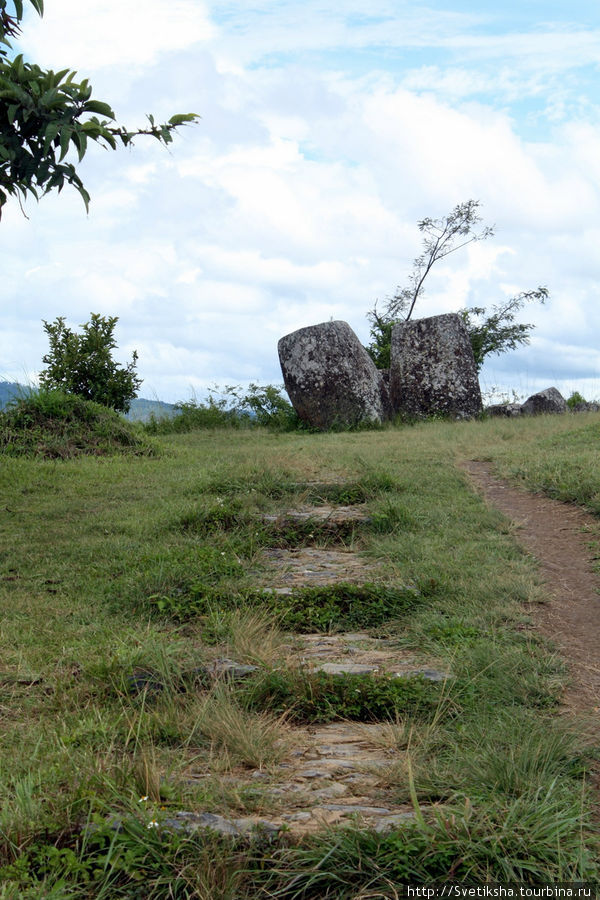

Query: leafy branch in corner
0 0 199 217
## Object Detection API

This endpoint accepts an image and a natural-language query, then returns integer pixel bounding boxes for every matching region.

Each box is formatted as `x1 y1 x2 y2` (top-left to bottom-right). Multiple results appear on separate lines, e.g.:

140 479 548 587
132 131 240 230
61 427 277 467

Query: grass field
1 410 599 897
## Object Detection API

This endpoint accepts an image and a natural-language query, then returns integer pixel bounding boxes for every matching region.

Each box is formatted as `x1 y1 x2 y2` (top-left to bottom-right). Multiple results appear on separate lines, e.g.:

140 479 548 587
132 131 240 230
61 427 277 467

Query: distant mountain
0 382 176 422
0 382 32 408
126 398 177 422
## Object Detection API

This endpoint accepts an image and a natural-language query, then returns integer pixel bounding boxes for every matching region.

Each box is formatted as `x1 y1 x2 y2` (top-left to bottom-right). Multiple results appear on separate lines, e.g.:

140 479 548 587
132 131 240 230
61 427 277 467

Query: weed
417 709 591 803
420 616 481 648
266 583 423 632
259 516 361 548
191 684 292 768
222 608 290 667
178 498 250 534
0 773 44 862
144 383 302 435
300 471 402 504
198 469 401 503
178 505 362 547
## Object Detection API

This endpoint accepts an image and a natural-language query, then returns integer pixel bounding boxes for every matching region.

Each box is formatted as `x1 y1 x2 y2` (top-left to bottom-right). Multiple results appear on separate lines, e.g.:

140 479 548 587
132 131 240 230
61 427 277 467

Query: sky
2 0 600 404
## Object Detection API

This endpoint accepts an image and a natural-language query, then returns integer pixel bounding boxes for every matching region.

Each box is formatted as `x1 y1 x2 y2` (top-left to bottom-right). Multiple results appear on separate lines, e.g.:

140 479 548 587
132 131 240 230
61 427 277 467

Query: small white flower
138 796 149 803
147 820 159 829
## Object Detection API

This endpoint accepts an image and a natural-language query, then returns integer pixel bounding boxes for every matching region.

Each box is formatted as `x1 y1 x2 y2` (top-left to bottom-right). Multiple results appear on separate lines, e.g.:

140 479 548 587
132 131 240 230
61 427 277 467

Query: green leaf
168 113 199 126
59 125 71 161
99 128 117 150
43 121 60 153
83 99 115 119
52 68 71 86
81 120 101 138
11 54 24 79
71 129 87 162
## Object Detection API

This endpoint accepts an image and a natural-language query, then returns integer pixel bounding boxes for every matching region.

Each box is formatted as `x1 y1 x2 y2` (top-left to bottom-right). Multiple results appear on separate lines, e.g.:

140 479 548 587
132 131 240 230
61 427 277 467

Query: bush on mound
0 390 157 459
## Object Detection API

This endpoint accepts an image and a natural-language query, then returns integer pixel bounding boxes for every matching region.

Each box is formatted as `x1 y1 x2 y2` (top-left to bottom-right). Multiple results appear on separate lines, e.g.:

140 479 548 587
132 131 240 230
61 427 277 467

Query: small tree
0 0 199 217
39 313 142 413
365 200 547 371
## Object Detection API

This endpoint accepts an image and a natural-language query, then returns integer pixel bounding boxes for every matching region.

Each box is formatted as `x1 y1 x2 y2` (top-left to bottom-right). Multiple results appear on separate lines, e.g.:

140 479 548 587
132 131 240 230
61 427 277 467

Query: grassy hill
0 412 599 895
0 380 176 422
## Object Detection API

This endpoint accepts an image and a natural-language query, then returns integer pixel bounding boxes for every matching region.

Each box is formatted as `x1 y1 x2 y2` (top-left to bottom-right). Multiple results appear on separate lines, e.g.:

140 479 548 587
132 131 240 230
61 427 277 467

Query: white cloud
3 1 600 402
21 0 215 70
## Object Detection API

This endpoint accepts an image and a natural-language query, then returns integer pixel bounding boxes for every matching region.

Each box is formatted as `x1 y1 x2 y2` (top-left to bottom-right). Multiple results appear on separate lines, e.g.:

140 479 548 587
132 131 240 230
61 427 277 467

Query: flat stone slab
263 506 370 526
307 758 357 771
374 812 418 832
393 667 450 682
311 783 349 799
262 547 375 587
318 804 392 815
317 662 380 676
113 811 281 839
296 768 332 779
204 658 259 681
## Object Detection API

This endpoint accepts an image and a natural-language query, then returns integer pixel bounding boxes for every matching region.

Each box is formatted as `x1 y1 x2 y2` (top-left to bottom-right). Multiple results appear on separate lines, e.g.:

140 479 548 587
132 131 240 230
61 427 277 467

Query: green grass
241 668 441 723
150 582 424 632
0 412 599 894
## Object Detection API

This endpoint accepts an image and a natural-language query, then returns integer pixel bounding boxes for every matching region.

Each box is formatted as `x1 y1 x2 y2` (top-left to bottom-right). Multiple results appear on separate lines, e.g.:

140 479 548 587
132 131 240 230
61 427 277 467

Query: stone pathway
260 503 375 588
179 494 446 837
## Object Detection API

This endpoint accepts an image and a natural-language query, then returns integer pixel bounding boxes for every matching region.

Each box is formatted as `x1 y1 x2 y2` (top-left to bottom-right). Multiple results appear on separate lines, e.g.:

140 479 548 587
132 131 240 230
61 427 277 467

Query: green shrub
145 395 248 434
233 382 302 431
566 391 586 409
39 313 141 414
144 384 302 434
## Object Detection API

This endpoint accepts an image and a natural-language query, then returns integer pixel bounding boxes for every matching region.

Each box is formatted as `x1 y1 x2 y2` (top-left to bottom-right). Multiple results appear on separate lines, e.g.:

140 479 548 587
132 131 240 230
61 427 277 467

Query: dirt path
461 460 600 719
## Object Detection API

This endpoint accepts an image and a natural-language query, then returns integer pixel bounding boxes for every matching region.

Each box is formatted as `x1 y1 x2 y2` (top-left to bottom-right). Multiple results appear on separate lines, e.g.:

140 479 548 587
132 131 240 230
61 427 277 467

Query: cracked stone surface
263 505 371 526
262 547 376 587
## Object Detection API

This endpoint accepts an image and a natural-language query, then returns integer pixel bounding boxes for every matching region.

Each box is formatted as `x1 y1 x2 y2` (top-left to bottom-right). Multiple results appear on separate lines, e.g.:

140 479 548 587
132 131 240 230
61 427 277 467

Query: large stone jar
390 313 482 419
278 320 387 429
